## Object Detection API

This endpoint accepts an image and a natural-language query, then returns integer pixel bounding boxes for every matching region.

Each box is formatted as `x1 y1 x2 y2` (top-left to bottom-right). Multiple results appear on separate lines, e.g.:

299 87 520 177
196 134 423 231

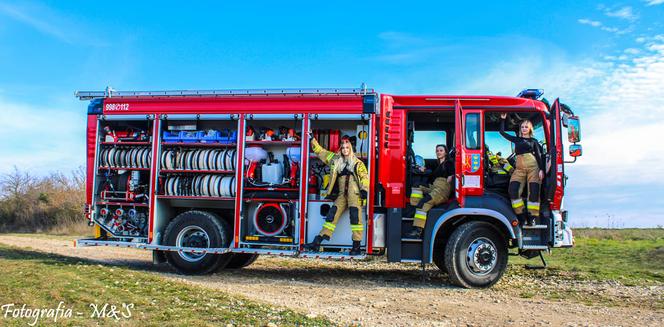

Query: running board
299 251 366 260
521 245 549 250
74 238 231 255
522 225 548 230
233 248 297 256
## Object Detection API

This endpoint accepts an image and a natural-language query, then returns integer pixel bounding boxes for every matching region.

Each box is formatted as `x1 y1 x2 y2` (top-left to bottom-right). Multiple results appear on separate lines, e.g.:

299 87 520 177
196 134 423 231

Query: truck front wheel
444 221 508 288
163 210 233 275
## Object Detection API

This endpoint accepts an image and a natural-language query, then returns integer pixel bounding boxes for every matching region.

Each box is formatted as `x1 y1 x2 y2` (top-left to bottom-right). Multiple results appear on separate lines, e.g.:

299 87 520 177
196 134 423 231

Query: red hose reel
253 203 288 237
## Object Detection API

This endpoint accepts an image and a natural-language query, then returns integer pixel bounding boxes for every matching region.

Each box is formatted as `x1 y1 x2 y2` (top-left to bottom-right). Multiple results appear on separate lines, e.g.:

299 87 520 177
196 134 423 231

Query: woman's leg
526 167 542 224
320 196 348 239
509 165 527 221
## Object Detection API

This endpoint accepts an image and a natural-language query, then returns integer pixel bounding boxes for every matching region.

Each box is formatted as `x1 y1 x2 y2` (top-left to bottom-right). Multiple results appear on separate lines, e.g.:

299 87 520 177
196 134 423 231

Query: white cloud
605 6 638 21
645 0 664 6
0 97 86 176
578 18 602 27
0 2 107 46
577 17 630 34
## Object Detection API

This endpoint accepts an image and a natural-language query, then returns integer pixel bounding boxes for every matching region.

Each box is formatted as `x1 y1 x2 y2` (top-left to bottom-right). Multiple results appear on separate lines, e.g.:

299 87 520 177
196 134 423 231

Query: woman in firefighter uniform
304 136 369 255
499 113 545 226
403 144 454 239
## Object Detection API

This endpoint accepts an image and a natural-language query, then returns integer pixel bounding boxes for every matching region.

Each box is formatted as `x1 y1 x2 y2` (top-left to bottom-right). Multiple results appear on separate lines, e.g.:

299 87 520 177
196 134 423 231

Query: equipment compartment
92 118 156 240
305 117 371 249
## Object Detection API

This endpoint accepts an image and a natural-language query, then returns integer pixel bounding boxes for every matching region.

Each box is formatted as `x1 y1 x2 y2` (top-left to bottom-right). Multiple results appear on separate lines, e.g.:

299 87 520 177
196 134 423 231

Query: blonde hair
333 139 358 173
520 120 534 137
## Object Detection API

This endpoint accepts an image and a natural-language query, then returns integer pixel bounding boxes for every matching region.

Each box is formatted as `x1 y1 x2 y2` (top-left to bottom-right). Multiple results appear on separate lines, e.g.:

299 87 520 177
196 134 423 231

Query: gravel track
0 235 662 326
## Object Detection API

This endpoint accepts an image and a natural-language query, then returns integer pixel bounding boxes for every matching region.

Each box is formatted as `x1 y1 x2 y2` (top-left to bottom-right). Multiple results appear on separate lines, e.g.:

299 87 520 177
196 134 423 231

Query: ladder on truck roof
75 85 374 100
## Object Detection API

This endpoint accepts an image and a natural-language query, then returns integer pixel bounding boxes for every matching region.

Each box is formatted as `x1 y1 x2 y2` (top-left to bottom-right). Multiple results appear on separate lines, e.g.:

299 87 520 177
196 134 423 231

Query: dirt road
0 235 662 326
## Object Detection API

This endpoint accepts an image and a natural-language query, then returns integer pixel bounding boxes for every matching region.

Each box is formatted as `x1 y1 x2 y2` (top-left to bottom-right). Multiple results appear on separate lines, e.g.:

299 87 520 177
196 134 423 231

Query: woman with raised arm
304 134 369 255
499 113 544 226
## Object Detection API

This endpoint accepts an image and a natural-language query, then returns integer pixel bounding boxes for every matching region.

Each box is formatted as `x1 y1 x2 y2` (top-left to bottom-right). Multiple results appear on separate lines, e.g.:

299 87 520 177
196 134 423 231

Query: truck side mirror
567 116 581 143
569 144 582 157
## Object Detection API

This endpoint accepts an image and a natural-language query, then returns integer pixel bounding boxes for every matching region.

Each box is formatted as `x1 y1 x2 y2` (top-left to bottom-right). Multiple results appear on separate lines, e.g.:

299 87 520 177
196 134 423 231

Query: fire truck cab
76 87 580 288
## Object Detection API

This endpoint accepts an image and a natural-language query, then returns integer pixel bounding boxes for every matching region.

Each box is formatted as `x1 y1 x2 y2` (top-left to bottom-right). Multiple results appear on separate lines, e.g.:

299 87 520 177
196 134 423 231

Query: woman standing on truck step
304 134 369 255
499 113 545 226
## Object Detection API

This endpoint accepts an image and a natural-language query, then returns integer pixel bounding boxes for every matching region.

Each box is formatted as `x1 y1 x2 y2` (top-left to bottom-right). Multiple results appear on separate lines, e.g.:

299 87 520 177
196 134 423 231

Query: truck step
521 245 548 250
522 236 541 241
298 251 366 260
522 225 548 230
401 238 422 242
401 217 414 221
233 248 297 256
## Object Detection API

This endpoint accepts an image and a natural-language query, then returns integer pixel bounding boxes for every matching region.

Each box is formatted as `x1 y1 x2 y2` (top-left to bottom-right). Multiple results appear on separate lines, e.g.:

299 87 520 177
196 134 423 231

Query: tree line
0 167 85 232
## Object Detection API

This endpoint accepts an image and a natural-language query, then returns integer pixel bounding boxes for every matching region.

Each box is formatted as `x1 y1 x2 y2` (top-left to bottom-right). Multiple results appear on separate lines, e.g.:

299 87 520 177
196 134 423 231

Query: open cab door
546 99 564 209
547 98 574 247
454 100 465 207
454 100 484 208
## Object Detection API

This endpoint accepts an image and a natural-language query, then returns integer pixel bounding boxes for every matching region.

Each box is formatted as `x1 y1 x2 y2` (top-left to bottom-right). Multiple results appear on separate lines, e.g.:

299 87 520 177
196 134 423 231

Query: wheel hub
176 226 210 262
466 237 497 275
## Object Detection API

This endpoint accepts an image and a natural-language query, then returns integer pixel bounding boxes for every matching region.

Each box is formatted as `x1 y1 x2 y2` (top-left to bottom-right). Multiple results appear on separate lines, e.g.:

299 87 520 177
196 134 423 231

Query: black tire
223 253 259 269
444 221 508 288
432 247 447 274
163 210 233 275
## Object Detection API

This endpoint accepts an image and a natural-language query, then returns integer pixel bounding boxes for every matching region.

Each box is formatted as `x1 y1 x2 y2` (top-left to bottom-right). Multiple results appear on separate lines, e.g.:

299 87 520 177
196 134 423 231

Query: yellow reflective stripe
350 224 364 231
414 210 427 220
511 199 524 208
323 222 336 231
411 193 423 198
326 152 335 162
527 202 540 210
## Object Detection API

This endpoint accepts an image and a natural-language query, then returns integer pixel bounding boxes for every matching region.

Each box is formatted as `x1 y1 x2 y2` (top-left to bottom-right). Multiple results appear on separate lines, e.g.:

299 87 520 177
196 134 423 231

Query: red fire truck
75 86 581 288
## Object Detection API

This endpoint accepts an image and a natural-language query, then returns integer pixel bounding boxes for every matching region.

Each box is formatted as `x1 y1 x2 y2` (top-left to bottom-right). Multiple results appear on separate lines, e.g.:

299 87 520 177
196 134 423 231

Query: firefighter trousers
319 176 364 241
509 153 541 217
409 177 451 229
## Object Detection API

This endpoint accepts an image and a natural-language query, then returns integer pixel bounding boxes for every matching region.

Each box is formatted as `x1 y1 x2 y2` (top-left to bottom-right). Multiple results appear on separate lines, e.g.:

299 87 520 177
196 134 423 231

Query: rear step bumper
75 238 231 255
76 238 367 259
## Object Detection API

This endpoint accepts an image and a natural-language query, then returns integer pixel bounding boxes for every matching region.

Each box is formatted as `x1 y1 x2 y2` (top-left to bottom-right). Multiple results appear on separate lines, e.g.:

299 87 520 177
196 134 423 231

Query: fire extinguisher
308 174 318 197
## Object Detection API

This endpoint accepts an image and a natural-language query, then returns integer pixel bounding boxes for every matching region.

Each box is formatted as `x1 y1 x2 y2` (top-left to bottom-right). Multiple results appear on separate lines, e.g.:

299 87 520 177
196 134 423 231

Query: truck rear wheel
444 221 507 288
163 210 233 275
224 253 259 269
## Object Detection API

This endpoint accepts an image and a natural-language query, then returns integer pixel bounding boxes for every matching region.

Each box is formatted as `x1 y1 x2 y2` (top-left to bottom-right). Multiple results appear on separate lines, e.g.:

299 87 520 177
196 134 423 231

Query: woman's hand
539 170 544 181
500 113 507 119
418 166 426 173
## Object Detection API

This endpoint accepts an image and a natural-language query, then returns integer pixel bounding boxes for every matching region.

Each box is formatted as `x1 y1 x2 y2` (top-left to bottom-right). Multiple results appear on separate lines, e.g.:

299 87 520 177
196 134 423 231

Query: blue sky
1 1 663 227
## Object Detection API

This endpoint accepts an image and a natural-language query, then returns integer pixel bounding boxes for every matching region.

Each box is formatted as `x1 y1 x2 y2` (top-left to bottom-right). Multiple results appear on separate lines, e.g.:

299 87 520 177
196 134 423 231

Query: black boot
349 241 361 256
518 213 527 226
303 235 325 252
403 226 423 239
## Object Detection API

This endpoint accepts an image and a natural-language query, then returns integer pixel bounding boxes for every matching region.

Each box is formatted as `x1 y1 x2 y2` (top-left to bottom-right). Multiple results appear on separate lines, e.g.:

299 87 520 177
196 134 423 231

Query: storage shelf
158 195 235 201
246 141 301 146
101 141 151 146
96 201 149 207
244 187 299 191
243 198 294 203
99 166 151 171
161 142 237 148
160 169 234 174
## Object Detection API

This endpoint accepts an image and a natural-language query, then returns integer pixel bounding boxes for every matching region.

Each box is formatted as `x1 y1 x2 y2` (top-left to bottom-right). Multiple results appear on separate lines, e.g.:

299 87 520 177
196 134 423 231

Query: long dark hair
436 144 448 163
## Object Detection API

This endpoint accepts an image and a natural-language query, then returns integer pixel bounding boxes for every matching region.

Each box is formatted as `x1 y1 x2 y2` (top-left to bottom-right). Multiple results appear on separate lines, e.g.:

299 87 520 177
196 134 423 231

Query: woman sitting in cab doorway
499 113 545 226
304 133 369 255
403 144 454 239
